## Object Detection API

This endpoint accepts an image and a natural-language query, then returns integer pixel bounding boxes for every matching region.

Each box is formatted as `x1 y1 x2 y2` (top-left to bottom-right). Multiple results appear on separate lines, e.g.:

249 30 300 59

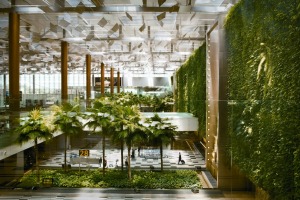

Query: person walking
99 156 102 168
178 152 181 164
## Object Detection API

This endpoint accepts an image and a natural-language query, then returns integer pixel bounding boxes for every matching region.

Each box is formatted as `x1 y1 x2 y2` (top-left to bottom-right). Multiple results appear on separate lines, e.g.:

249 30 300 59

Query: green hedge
225 0 300 199
175 44 206 136
17 169 201 189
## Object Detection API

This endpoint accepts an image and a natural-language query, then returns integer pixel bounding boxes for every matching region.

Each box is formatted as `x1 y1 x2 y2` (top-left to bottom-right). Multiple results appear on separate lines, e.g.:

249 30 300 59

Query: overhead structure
0 0 232 76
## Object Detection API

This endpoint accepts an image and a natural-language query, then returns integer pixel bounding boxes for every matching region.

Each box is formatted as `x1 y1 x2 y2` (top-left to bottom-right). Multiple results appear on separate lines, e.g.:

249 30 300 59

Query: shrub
17 169 202 189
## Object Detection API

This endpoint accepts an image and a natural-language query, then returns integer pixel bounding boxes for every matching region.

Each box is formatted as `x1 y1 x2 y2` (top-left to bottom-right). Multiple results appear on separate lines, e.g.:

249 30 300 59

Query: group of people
99 152 185 168
99 156 119 168
98 156 107 168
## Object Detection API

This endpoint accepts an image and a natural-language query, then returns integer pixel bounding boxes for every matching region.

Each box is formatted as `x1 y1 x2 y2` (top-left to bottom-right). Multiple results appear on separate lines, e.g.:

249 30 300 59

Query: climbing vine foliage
225 0 300 199
175 43 206 136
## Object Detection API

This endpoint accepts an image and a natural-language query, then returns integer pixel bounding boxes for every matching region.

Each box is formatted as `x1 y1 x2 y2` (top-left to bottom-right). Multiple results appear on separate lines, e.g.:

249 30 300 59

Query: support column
3 74 7 107
206 23 219 179
207 14 249 190
61 41 68 102
110 67 114 95
33 74 35 94
100 62 105 96
117 70 120 93
86 54 91 105
9 12 20 111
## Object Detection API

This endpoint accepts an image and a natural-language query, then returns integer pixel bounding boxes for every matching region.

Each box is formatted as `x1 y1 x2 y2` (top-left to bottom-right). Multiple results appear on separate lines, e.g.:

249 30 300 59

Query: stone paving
40 143 206 170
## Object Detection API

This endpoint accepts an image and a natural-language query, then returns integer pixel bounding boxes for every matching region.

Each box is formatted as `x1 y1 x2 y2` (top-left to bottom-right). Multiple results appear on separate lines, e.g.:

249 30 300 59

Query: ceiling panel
0 0 232 75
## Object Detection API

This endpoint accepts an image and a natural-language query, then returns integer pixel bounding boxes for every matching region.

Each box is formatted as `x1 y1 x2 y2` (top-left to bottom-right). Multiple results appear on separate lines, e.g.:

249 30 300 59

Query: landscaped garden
14 92 203 190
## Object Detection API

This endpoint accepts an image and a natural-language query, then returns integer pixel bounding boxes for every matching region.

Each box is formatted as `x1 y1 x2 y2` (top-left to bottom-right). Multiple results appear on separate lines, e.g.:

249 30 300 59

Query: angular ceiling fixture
86 26 94 41
98 17 108 28
110 23 119 33
158 0 166 7
75 25 83 32
190 13 196 21
59 19 71 28
159 21 164 27
139 23 146 32
157 12 166 21
32 32 40 43
86 33 94 41
126 12 133 21
50 23 57 33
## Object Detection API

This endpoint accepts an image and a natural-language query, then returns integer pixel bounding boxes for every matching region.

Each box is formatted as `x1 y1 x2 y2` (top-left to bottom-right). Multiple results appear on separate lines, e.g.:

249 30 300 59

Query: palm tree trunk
121 140 124 171
127 143 131 180
102 135 106 175
160 143 163 172
34 139 40 184
64 134 67 172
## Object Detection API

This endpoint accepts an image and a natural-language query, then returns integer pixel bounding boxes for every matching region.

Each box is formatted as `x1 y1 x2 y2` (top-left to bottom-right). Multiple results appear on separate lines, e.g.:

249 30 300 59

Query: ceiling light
14 6 44 14
62 37 84 42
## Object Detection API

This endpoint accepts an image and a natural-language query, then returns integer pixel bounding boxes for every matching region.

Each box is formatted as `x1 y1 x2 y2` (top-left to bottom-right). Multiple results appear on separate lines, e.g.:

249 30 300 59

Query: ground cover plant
17 169 201 189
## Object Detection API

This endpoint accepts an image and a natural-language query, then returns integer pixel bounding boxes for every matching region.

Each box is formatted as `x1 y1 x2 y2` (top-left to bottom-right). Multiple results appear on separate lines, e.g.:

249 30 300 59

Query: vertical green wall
225 0 300 199
175 43 206 136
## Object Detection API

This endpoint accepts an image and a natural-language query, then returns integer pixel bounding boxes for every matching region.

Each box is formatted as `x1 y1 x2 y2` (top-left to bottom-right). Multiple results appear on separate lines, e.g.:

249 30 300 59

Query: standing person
104 157 107 168
125 156 128 167
178 152 182 164
138 146 141 157
99 156 102 168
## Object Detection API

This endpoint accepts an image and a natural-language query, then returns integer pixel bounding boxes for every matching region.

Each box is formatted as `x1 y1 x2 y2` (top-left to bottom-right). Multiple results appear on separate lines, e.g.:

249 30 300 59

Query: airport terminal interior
0 0 299 199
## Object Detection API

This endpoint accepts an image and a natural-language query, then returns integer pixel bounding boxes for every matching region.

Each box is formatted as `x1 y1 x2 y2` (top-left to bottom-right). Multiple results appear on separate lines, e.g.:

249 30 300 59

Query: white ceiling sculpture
0 0 232 75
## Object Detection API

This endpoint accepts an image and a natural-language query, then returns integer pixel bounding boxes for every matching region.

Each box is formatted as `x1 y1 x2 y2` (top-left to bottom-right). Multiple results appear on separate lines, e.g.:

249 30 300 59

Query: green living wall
225 0 300 199
175 43 206 136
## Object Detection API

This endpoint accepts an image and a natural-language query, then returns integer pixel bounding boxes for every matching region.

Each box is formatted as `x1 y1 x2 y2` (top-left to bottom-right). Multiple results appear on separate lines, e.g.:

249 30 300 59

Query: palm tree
110 93 143 171
109 103 126 170
51 102 83 172
16 109 54 184
84 97 113 175
116 105 148 180
145 113 177 171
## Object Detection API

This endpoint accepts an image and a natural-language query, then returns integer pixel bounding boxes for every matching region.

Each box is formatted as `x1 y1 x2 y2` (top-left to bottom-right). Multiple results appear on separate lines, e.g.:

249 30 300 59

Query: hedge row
17 169 201 189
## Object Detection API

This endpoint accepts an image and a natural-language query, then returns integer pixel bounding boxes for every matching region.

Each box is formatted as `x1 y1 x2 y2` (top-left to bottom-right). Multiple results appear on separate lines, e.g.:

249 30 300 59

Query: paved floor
0 188 255 200
39 138 206 171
